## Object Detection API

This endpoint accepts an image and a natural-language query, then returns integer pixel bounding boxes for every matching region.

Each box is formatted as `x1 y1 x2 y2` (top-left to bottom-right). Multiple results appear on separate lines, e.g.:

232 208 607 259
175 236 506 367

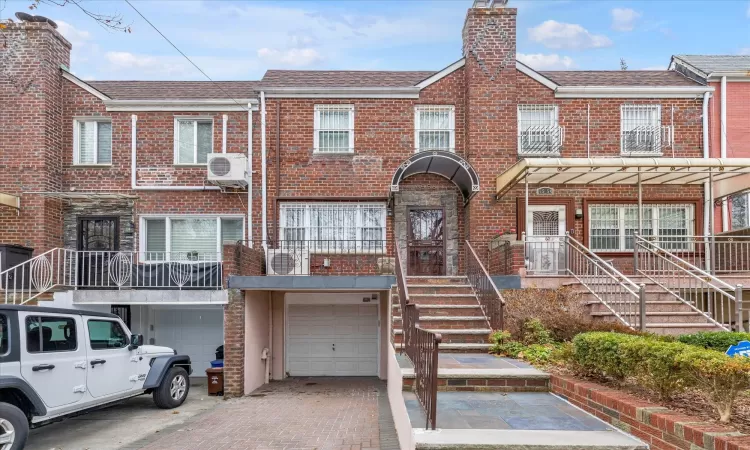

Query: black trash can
215 345 224 360
0 244 33 289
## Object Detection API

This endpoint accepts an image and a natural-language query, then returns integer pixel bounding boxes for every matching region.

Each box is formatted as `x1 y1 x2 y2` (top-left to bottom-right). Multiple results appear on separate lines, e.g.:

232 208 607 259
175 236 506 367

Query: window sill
517 153 561 158
414 148 455 153
620 152 664 157
312 151 355 155
173 163 208 167
71 164 113 168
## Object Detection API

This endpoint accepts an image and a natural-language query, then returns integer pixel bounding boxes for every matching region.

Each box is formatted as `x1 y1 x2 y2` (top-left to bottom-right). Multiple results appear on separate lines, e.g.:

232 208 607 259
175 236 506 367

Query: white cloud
740 48 750 55
56 21 91 48
103 51 260 79
528 20 612 50
257 48 323 67
517 53 575 70
611 8 642 32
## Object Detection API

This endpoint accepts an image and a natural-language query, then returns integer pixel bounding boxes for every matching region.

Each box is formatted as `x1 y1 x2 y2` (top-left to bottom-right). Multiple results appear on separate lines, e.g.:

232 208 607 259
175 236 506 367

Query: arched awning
390 151 480 204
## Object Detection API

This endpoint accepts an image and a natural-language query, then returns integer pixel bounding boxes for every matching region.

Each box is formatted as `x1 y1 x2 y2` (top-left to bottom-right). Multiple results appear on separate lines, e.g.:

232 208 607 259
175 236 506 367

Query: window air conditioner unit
206 153 248 188
266 247 310 276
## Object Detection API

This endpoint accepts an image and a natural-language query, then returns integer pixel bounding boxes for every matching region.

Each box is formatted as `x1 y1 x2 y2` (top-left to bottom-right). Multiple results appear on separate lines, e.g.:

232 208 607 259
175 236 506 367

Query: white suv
0 304 192 450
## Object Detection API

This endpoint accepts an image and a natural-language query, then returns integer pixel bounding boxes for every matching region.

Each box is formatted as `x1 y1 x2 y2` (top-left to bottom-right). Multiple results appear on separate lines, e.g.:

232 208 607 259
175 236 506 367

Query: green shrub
520 319 553 345
489 330 525 357
619 339 692 400
678 331 750 352
518 344 556 365
677 348 750 423
571 332 639 381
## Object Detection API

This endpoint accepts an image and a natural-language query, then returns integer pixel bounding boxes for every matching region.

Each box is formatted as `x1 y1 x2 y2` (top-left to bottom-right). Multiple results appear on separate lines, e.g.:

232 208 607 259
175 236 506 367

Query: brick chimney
462 0 518 242
0 20 71 251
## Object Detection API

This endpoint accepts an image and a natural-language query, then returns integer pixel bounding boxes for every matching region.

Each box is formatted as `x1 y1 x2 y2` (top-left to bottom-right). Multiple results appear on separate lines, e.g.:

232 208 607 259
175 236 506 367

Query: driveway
140 377 399 450
26 382 223 450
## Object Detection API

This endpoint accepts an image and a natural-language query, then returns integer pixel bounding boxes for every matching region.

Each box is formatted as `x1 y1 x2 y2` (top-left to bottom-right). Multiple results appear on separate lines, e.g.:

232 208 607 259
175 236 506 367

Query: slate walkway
138 377 398 450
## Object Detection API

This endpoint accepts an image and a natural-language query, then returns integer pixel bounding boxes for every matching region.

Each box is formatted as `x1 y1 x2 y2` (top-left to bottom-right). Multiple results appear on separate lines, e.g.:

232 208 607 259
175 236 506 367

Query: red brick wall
551 375 750 450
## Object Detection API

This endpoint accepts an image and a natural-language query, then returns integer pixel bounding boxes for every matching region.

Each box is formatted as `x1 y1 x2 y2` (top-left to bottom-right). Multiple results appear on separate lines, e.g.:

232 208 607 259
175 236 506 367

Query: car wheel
153 366 190 409
0 403 28 450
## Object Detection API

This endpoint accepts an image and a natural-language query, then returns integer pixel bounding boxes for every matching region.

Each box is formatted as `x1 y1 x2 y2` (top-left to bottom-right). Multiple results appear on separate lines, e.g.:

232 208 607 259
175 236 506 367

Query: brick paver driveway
139 377 399 450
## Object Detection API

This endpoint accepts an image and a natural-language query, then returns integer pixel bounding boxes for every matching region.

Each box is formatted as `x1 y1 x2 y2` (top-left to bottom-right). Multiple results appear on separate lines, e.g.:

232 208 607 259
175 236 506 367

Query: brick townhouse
5 0 748 399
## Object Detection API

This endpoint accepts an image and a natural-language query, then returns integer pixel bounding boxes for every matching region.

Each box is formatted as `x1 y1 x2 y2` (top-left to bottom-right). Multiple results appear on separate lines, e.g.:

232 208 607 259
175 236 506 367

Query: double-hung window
279 203 386 252
174 118 213 164
621 105 662 155
414 105 455 152
141 216 244 261
74 118 112 165
517 105 562 156
588 203 693 252
314 105 354 153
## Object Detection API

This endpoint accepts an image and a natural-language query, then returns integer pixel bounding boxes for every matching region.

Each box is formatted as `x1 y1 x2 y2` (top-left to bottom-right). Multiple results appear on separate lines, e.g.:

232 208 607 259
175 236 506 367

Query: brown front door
407 208 445 276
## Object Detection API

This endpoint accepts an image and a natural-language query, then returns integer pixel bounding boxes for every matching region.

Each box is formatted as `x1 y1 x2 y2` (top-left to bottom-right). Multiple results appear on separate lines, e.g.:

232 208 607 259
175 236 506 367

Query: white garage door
154 308 224 374
287 303 379 376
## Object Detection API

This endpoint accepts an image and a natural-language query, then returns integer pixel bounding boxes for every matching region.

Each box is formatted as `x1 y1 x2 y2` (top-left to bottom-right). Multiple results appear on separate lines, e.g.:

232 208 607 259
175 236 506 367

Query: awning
0 193 20 212
495 157 750 199
391 151 480 204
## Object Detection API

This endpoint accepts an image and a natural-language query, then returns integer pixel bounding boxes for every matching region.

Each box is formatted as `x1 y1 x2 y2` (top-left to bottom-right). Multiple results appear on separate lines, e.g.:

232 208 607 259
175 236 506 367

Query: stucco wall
244 290 270 394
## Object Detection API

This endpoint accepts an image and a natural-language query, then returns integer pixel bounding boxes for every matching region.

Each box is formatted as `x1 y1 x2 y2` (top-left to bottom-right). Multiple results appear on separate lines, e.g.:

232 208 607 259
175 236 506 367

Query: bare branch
30 0 131 33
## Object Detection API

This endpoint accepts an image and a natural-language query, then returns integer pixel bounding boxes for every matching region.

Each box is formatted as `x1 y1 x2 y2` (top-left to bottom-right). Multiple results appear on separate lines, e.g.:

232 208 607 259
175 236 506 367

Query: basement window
174 118 213 164
74 119 112 165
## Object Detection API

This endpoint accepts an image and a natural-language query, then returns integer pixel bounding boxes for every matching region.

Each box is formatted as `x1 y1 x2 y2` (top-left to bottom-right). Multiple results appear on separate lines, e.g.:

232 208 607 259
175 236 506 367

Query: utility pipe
222 114 228 154
260 92 268 247
702 91 711 271
721 76 729 230
586 103 590 158
247 106 253 247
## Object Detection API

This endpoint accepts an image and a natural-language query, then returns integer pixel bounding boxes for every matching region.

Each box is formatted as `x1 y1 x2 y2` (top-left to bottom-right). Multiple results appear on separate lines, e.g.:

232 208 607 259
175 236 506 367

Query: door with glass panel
77 217 119 288
525 205 566 275
407 208 445 276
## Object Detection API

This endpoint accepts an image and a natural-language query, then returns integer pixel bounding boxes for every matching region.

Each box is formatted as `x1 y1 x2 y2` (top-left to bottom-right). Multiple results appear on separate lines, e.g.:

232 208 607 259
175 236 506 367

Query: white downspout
260 91 268 247
222 114 228 154
131 114 138 189
720 76 729 230
247 106 253 247
702 91 711 270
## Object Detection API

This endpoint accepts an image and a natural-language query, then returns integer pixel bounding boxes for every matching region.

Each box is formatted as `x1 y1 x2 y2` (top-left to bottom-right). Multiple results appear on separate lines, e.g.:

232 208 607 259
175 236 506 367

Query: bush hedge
677 331 750 352
570 332 750 422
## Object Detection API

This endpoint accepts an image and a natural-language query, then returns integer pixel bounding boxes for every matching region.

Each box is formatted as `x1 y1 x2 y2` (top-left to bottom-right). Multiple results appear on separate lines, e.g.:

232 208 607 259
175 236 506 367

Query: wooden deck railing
466 240 505 330
394 240 441 430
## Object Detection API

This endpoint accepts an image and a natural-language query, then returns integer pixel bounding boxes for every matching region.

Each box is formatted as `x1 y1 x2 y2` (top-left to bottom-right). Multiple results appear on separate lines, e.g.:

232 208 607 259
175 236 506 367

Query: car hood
138 345 175 356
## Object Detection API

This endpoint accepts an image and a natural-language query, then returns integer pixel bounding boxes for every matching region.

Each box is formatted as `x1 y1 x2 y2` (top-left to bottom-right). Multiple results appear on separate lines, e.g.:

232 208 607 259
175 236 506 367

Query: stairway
392 276 493 352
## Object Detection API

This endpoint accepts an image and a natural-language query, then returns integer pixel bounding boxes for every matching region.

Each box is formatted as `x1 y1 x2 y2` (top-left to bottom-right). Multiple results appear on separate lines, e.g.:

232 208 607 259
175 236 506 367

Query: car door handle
90 359 106 367
32 364 55 372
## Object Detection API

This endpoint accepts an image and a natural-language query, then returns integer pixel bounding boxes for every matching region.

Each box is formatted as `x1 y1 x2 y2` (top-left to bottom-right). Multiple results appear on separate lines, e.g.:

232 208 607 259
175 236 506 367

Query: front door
525 205 567 275
77 217 119 287
407 208 445 276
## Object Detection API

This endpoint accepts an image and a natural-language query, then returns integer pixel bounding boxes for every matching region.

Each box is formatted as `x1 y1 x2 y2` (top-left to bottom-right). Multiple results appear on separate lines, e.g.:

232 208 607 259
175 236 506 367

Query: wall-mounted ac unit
266 248 310 276
206 153 248 188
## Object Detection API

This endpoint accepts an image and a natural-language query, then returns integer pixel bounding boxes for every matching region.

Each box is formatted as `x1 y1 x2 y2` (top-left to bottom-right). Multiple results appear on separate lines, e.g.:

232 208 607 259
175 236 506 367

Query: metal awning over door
391 151 480 204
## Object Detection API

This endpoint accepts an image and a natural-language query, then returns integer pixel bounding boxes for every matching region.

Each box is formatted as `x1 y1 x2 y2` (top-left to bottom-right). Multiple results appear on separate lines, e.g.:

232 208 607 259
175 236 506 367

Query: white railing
0 249 223 305
518 125 564 156
621 125 672 155
635 235 742 331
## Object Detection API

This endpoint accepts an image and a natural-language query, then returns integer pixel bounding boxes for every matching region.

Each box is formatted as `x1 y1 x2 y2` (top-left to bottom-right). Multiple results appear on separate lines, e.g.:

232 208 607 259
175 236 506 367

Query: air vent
205 153 248 188
209 157 232 177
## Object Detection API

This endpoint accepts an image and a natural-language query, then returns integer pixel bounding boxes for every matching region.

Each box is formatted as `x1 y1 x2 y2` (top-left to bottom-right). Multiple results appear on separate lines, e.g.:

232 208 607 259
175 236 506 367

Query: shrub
677 348 750 423
518 344 556 365
489 330 525 357
520 318 553 345
502 287 638 342
571 332 639 381
678 331 750 352
619 339 692 400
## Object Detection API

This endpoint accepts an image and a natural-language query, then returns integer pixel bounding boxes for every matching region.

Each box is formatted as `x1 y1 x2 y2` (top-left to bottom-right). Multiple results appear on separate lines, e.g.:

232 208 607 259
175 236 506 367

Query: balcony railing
518 125 564 157
621 126 672 156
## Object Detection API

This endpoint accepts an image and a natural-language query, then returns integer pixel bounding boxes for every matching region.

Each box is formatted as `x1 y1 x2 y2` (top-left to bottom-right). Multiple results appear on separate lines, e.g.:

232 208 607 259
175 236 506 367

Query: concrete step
402 372 550 393
407 276 468 285
407 285 475 295
394 342 492 353
406 294 480 306
393 316 490 329
591 311 711 324
392 304 486 317
586 300 697 314
645 322 724 335
394 329 491 344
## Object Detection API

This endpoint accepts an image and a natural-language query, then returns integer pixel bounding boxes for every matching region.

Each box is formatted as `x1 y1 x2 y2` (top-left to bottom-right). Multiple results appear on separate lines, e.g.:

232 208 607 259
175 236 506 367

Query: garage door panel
287 303 378 376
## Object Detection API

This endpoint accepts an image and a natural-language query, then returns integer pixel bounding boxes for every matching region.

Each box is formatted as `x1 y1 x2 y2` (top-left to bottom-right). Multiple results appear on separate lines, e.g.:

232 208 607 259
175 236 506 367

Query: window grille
314 105 354 153
620 105 671 155
415 105 455 152
279 203 386 251
532 211 559 236
517 105 563 156
588 203 693 251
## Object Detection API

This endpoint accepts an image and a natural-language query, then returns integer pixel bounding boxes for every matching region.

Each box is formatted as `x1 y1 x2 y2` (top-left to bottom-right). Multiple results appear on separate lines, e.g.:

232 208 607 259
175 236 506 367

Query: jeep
0 305 192 450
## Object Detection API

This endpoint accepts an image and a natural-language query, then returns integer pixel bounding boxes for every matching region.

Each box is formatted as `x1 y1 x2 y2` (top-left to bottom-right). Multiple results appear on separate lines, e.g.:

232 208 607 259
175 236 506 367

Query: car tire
0 402 29 450
153 366 190 409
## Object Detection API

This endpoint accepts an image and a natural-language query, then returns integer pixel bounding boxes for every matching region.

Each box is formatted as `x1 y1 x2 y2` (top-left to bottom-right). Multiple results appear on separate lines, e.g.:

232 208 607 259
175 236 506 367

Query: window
142 216 244 261
0 315 7 355
74 119 112 165
621 105 662 155
26 316 77 353
415 105 455 152
87 320 128 350
588 203 694 252
517 105 561 156
279 203 386 251
174 118 213 164
731 193 749 230
314 105 354 153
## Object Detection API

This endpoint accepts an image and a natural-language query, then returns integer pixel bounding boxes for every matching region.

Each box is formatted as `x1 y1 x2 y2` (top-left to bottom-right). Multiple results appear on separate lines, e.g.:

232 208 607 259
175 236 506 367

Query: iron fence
465 241 505 330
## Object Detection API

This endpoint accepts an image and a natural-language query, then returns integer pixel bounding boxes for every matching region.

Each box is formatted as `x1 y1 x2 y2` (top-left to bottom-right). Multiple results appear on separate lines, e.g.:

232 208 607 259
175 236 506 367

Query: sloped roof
260 70 436 88
672 55 750 76
538 70 700 87
85 81 258 100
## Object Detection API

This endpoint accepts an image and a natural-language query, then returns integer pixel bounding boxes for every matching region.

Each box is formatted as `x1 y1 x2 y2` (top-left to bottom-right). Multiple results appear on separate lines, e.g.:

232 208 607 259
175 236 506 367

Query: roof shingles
539 70 700 87
673 55 750 75
86 81 258 100
259 70 436 88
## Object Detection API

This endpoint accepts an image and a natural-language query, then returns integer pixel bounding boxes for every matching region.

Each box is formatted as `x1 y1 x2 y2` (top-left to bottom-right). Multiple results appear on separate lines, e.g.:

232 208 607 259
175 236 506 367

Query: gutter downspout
248 106 253 247
720 76 729 231
222 114 228 154
702 91 711 271
260 92 268 248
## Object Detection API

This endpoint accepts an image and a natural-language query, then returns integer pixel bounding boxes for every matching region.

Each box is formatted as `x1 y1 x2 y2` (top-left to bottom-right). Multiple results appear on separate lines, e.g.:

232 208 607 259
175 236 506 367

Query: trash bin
0 244 33 289
206 367 224 396
215 345 224 360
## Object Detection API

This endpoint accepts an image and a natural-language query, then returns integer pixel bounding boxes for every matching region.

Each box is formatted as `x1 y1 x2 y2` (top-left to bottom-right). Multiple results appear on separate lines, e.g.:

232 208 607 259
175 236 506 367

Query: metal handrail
0 248 77 305
565 234 647 330
635 235 742 331
465 241 505 330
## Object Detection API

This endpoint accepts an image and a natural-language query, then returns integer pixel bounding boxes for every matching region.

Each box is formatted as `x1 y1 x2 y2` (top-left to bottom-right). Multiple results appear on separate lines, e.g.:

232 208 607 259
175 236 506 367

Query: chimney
462 0 518 242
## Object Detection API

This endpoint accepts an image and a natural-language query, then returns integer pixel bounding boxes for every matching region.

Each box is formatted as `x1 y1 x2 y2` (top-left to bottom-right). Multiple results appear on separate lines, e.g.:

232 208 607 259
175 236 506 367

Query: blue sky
4 0 750 80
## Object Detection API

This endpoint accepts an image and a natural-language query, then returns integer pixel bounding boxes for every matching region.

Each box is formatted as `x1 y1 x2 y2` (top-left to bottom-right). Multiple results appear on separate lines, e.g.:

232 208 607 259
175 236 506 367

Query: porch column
524 171 529 267
709 168 716 276
635 169 642 273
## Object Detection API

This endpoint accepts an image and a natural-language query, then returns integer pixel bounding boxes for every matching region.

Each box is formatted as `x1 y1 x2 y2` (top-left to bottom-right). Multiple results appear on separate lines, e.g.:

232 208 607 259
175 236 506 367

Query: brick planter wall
551 375 750 450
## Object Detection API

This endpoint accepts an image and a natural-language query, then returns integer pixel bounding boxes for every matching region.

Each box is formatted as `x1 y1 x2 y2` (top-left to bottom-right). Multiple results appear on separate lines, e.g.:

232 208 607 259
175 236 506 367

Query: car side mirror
129 334 143 350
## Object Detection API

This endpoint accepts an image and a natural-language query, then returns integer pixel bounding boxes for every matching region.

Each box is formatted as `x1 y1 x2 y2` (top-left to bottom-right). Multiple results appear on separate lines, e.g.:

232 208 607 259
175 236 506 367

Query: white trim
104 99 258 112
139 214 245 261
173 117 215 165
555 86 714 99
60 69 111 101
415 58 465 89
313 105 355 154
222 114 228 154
414 105 456 153
516 61 559 90
264 87 419 99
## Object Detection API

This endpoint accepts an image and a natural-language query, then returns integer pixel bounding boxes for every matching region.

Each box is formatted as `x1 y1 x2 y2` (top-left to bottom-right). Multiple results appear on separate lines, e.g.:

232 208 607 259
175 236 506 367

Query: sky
2 0 750 81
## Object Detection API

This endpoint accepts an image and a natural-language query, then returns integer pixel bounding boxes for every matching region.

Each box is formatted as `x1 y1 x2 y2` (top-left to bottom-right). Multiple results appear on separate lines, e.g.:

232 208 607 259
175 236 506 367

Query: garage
150 306 224 374
286 300 379 376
